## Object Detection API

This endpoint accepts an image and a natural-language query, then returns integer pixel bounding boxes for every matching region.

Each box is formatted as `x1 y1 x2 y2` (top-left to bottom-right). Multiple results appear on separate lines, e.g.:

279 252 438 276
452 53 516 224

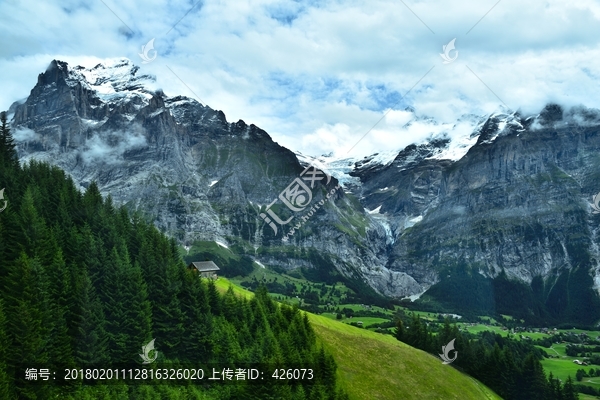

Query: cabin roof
188 261 220 272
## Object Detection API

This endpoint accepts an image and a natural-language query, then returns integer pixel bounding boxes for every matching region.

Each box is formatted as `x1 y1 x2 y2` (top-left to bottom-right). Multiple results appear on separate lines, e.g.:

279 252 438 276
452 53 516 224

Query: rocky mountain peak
37 58 155 95
12 58 161 130
8 57 308 245
37 59 69 85
537 103 564 125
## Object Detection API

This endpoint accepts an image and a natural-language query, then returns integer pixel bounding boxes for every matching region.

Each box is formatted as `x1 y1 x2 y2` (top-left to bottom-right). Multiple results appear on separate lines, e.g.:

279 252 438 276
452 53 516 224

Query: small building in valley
188 261 220 279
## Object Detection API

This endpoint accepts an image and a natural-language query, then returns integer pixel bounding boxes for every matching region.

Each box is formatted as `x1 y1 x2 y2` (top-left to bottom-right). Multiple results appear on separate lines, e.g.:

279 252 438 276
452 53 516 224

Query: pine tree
207 279 222 316
308 384 327 400
123 260 153 358
302 312 315 345
294 385 307 400
0 210 27 277
81 182 105 234
248 295 283 364
178 269 214 362
395 319 405 342
0 111 18 170
211 316 242 363
405 314 430 350
42 279 76 376
136 233 184 358
0 300 11 399
498 348 519 400
562 376 578 400
18 186 47 259
4 254 51 398
221 285 240 322
101 245 153 363
288 311 311 360
151 261 185 359
315 346 337 394
521 352 549 400
75 274 109 366
437 319 454 350
547 372 563 400
479 343 502 393
78 224 105 286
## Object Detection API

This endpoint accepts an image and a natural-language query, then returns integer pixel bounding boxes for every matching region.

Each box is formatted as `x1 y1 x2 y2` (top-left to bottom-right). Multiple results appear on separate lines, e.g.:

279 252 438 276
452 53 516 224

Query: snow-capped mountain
10 58 309 243
7 58 600 324
295 106 524 192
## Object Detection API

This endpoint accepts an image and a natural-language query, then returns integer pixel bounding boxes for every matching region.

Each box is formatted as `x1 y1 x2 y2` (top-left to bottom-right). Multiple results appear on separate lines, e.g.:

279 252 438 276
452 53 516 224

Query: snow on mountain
67 58 156 104
295 151 363 189
294 109 523 189
34 58 526 194
345 150 400 173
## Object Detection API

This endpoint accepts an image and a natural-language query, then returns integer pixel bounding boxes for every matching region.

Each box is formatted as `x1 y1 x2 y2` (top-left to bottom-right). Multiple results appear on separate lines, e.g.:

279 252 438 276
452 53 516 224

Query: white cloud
80 126 147 164
12 127 38 142
1 0 599 158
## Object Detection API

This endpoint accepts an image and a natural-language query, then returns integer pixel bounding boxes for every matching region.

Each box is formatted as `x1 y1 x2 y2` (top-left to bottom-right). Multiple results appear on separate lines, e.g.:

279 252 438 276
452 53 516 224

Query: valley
205 239 600 398
214 277 501 400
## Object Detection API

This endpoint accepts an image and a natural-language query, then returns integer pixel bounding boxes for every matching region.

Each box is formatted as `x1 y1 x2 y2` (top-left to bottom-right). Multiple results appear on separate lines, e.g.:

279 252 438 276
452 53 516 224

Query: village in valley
249 267 600 397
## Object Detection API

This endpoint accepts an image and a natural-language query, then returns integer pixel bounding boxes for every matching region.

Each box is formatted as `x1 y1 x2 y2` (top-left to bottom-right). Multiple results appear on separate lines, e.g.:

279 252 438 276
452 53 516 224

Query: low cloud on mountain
80 127 148 165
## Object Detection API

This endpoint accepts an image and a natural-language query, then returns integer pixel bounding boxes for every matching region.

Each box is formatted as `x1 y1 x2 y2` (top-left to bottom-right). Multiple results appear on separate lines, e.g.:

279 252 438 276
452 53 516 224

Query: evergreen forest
395 314 578 400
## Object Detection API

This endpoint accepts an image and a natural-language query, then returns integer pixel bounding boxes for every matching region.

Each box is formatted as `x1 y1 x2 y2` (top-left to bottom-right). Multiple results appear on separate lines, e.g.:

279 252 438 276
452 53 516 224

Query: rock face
349 107 600 322
8 59 600 323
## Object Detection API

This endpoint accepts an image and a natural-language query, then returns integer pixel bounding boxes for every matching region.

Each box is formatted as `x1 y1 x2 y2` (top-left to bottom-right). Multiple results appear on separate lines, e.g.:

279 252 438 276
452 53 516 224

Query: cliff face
349 106 600 321
10 59 305 240
8 59 600 323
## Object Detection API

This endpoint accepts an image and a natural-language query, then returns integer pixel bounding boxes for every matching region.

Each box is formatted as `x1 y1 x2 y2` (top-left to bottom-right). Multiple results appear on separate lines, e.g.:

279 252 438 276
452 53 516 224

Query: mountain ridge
7 58 600 324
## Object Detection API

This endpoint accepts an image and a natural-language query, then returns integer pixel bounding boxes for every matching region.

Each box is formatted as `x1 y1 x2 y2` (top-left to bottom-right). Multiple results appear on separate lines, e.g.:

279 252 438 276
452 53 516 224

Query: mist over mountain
8 58 600 324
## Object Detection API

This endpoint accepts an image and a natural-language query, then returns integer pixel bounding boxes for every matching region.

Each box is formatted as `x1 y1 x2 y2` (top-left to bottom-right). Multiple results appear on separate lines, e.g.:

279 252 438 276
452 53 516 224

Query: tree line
395 314 578 400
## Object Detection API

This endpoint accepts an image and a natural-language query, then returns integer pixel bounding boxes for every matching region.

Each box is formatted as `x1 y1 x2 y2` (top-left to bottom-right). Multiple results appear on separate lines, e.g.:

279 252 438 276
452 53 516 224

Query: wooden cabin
188 261 220 279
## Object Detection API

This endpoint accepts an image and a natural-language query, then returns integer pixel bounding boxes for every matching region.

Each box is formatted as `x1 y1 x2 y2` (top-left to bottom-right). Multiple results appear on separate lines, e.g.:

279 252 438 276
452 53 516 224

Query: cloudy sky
1 0 599 158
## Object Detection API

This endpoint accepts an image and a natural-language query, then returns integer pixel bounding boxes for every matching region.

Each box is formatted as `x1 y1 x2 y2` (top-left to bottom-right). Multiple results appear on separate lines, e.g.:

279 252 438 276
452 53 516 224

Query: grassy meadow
215 278 501 400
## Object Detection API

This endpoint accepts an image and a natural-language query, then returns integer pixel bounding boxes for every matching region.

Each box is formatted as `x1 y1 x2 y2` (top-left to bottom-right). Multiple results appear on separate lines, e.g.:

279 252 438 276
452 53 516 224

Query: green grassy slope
539 342 600 393
215 278 501 400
